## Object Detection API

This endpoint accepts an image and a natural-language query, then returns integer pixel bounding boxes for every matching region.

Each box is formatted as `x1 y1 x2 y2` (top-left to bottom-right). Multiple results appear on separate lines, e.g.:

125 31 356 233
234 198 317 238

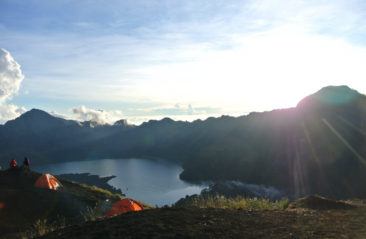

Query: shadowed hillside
181 85 366 199
0 167 123 237
1 86 366 199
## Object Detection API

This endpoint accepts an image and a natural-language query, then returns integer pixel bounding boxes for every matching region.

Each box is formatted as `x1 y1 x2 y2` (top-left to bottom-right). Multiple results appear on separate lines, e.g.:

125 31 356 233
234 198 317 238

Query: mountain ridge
1 85 366 199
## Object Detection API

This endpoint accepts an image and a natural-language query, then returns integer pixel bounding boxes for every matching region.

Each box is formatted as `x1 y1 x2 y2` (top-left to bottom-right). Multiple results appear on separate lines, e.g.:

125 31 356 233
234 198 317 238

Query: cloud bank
0 49 26 123
72 105 124 125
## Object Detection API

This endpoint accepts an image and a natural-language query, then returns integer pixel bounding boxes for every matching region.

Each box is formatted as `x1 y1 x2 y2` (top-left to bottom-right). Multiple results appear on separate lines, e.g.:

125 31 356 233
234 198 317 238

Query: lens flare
322 118 366 166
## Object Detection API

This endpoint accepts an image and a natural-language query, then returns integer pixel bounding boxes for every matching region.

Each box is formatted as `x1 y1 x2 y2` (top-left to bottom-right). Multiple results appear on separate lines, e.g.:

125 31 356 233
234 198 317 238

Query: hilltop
40 196 366 239
181 85 366 199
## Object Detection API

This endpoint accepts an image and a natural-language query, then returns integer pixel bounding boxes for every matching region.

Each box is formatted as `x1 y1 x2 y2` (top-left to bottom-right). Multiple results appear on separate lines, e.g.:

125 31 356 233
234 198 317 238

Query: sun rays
322 118 366 166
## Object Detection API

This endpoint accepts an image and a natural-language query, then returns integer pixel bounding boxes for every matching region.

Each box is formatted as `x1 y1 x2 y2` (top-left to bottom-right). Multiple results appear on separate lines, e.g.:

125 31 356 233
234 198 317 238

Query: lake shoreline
33 158 205 206
56 173 124 195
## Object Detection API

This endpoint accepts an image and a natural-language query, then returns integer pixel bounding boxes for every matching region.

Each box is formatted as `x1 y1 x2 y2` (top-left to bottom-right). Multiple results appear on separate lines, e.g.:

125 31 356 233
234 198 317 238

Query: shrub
20 216 66 238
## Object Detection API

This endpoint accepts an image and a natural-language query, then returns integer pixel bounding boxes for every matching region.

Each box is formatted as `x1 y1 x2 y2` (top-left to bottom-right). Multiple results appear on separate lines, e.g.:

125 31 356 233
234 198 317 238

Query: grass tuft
175 194 289 210
20 216 66 238
79 183 123 199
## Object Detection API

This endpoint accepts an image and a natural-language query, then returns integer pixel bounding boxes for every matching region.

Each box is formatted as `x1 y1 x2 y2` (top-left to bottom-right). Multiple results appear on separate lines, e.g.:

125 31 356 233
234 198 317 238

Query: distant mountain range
1 85 366 199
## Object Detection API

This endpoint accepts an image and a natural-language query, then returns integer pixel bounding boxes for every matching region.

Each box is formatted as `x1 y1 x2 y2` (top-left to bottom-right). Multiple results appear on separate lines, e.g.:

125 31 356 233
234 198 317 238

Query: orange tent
34 174 63 190
106 198 144 217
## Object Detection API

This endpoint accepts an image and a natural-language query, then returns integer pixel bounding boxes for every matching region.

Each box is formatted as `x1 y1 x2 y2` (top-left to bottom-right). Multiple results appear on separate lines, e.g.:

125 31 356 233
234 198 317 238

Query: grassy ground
174 194 289 210
0 167 124 238
39 197 366 239
2 167 366 238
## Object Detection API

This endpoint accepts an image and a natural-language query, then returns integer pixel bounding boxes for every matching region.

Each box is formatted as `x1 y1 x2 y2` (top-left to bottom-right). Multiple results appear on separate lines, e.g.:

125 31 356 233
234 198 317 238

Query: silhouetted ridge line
1 85 366 199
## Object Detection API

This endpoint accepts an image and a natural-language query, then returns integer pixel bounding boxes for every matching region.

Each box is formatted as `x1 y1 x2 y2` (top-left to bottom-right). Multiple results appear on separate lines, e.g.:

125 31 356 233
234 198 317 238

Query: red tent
106 198 144 217
34 174 63 190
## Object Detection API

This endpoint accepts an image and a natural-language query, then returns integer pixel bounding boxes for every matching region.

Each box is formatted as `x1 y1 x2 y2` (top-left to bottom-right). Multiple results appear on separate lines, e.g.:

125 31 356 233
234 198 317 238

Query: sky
1 0 366 125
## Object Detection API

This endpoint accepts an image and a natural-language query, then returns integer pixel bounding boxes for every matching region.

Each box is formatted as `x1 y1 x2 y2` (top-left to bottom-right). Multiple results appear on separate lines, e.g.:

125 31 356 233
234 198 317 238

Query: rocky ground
40 196 366 239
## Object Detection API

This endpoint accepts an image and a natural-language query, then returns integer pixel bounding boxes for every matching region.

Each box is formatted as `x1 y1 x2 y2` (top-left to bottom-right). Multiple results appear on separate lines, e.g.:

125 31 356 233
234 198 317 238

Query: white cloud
119 104 222 125
0 49 26 123
71 105 124 125
0 49 24 102
0 104 26 122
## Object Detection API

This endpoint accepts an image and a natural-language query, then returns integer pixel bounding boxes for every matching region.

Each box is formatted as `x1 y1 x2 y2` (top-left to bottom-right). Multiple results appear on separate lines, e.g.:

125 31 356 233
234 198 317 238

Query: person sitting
9 159 17 168
23 157 30 168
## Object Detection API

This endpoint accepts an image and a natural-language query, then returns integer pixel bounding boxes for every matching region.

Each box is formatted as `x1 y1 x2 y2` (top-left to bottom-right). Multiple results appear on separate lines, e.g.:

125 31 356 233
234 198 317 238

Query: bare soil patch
287 195 355 210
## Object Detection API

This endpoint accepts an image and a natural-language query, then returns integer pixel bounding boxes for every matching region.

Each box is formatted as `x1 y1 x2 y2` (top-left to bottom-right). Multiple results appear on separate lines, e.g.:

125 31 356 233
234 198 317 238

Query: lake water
33 158 205 206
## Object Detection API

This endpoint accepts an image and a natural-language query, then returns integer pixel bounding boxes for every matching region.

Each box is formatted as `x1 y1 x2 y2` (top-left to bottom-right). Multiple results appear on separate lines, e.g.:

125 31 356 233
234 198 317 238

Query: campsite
1 166 366 238
0 166 142 237
3 0 366 237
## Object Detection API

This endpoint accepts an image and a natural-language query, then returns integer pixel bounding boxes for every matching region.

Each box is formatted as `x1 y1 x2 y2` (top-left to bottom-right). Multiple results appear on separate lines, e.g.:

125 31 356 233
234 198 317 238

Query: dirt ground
40 201 366 239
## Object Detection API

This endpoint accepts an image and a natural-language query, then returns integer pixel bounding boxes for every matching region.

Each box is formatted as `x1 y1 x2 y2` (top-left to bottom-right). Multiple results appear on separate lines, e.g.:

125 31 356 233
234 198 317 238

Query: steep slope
0 167 122 237
0 110 134 164
181 85 366 198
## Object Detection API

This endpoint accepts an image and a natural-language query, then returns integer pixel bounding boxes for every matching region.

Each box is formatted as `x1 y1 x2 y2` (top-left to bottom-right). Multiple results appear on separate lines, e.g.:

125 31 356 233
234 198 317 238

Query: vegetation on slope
39 198 366 239
1 166 364 239
174 180 289 210
0 167 124 238
174 194 289 210
56 173 124 195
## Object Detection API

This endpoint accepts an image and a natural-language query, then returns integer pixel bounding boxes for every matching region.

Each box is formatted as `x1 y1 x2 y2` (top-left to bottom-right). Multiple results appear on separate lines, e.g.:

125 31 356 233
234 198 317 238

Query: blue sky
1 0 366 124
